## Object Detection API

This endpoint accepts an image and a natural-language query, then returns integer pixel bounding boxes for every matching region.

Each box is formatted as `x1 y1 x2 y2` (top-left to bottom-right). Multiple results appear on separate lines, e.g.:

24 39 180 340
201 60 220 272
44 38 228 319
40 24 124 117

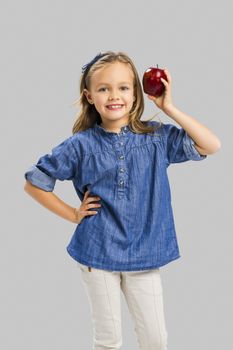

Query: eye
98 87 107 92
98 86 129 92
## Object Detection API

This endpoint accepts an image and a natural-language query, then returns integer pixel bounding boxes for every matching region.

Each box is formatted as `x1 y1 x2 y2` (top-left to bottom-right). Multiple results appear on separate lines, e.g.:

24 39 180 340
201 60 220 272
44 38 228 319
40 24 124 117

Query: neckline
94 121 130 135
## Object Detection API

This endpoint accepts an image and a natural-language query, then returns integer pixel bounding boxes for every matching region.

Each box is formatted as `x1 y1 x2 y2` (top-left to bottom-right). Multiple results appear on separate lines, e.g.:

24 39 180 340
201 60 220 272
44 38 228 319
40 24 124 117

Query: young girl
24 51 221 350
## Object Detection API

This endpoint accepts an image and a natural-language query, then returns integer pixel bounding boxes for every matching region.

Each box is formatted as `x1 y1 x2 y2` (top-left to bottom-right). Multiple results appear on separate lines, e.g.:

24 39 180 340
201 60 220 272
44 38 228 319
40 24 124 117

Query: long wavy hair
71 50 162 135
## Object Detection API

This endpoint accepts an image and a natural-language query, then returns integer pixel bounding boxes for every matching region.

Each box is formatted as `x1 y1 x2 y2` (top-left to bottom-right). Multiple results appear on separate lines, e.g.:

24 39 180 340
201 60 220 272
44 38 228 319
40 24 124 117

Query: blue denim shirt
24 120 207 271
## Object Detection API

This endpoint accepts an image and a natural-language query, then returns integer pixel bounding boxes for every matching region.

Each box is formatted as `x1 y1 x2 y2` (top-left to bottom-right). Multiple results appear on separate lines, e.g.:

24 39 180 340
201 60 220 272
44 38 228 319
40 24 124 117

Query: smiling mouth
106 105 124 110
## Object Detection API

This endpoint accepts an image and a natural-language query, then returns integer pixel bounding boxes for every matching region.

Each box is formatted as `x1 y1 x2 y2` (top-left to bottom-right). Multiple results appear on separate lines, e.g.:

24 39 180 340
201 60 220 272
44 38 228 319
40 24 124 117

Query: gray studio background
1 1 232 349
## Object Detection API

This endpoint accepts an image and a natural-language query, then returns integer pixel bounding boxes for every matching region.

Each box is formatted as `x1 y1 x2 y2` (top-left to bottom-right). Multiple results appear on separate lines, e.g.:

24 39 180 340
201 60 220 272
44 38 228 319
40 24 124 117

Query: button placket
115 131 127 198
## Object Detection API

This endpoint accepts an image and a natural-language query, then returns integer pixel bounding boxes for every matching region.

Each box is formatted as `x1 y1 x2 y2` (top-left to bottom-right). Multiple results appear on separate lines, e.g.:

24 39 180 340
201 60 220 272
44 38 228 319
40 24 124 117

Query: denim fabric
24 120 207 271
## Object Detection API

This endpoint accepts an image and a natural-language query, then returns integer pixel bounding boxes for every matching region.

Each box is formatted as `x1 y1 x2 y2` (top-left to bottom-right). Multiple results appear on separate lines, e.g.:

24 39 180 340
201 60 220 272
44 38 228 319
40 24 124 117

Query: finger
86 210 98 215
84 190 90 199
163 69 171 82
86 196 100 204
87 202 101 209
147 94 156 100
161 78 169 86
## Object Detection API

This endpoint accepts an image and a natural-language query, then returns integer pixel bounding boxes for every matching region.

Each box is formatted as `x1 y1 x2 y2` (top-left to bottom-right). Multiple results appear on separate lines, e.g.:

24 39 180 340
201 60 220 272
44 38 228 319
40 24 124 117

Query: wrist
162 104 177 116
71 207 79 223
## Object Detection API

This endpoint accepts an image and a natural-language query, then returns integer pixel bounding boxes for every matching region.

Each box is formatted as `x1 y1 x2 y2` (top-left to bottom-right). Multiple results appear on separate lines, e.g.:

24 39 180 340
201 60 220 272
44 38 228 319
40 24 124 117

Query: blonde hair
71 50 162 135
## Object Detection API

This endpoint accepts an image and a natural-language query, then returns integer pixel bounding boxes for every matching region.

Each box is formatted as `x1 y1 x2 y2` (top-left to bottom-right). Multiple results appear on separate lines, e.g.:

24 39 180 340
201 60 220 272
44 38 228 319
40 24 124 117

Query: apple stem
157 64 158 68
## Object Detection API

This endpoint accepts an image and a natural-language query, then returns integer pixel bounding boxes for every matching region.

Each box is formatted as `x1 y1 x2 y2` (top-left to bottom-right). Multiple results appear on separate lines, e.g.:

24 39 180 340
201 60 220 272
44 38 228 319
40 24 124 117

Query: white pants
77 262 168 350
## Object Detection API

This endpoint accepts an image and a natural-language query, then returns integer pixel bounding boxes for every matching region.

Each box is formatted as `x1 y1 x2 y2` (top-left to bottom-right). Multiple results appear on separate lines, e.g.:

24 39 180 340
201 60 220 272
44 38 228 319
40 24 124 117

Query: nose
108 89 120 101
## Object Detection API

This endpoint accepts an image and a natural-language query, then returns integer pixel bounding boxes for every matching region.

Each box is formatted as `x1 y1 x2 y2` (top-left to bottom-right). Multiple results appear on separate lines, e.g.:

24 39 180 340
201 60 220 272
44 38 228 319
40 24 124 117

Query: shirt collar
94 121 130 135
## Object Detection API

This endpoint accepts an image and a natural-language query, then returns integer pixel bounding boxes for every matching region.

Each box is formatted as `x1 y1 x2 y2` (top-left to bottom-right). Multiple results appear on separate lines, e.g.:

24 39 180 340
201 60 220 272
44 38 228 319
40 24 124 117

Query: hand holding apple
142 65 167 97
142 65 174 112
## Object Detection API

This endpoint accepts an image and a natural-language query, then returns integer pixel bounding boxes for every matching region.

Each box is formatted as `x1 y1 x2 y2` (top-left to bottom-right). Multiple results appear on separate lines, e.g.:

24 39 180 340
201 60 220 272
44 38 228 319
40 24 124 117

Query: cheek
126 93 135 104
95 97 105 106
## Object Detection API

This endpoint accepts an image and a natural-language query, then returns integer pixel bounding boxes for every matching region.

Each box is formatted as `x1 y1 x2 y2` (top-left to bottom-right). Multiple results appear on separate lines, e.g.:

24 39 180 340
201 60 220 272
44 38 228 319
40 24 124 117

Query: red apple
142 65 167 97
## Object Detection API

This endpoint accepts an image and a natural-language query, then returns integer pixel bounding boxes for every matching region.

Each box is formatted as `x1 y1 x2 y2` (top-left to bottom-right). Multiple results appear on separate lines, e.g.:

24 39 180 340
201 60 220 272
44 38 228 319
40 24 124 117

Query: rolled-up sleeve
24 136 79 191
162 123 207 166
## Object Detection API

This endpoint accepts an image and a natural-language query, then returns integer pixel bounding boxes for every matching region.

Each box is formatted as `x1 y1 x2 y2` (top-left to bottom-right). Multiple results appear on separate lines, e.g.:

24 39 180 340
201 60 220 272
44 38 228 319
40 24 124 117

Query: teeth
107 105 123 109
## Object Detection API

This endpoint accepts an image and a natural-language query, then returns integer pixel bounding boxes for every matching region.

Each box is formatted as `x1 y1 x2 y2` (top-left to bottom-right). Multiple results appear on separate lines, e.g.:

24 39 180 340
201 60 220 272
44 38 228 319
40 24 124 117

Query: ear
83 88 94 105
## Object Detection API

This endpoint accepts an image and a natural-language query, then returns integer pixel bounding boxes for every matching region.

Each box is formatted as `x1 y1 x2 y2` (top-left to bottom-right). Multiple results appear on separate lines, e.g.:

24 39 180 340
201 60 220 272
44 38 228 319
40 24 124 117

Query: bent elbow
24 180 38 193
212 139 222 154
24 180 31 192
206 139 222 155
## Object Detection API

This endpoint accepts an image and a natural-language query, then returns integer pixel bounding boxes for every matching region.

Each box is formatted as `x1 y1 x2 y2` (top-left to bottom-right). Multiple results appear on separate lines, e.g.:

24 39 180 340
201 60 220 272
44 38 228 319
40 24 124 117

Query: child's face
84 62 135 126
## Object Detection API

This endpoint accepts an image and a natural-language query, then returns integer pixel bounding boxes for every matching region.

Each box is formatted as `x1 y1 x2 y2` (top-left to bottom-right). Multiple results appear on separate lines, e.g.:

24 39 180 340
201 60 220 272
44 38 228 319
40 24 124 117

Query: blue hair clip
81 52 105 74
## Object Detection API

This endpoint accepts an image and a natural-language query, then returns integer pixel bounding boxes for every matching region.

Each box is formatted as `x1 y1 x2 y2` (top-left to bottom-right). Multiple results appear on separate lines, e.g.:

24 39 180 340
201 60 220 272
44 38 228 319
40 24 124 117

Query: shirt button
120 141 124 146
119 168 124 173
119 180 124 186
119 155 124 160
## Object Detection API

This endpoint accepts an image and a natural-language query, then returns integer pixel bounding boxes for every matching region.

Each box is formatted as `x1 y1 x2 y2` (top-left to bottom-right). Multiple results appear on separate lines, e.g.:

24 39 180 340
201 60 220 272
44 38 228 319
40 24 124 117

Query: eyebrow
96 81 131 87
